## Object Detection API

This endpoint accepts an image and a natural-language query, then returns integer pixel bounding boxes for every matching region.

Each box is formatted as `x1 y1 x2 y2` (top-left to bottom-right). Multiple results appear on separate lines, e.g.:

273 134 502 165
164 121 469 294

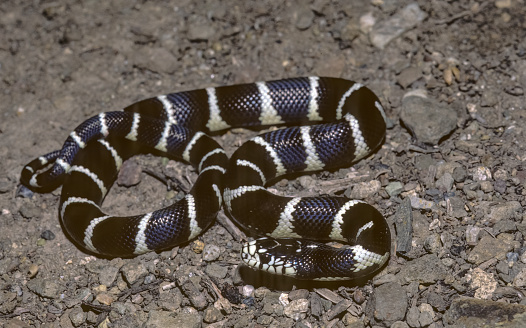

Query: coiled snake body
21 77 390 281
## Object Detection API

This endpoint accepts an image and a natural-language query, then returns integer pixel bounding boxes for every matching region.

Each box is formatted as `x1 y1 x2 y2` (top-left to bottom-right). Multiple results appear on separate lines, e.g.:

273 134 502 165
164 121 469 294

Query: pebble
121 261 148 285
203 306 224 323
40 230 55 240
513 268 526 287
365 282 407 326
69 307 87 327
181 280 207 310
396 254 448 284
18 201 41 219
467 234 514 265
0 177 10 193
117 160 142 187
409 195 434 210
444 298 526 326
465 225 481 245
369 3 427 49
295 7 315 30
400 95 457 145
435 172 454 192
418 303 435 326
289 289 309 300
202 244 221 261
205 263 228 279
99 264 120 286
397 66 422 88
348 180 381 199
186 17 215 41
283 299 309 320
385 181 404 197
488 201 522 223
452 166 467 182
26 278 61 299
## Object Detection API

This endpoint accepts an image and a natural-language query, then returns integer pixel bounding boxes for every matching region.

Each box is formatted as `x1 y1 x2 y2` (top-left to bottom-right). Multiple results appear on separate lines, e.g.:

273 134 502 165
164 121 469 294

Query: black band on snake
20 77 390 281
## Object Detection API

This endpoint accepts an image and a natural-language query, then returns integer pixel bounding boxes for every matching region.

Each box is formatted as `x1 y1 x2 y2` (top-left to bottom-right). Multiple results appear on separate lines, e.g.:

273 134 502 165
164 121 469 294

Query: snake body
21 77 390 281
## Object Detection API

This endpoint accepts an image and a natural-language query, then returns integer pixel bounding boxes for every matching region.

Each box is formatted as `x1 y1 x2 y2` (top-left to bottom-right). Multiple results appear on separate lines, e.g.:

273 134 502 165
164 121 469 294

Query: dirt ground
1 0 526 327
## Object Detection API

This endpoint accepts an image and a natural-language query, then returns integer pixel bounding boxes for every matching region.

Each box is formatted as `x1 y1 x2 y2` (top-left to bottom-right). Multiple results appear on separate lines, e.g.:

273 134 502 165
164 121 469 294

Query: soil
1 0 526 327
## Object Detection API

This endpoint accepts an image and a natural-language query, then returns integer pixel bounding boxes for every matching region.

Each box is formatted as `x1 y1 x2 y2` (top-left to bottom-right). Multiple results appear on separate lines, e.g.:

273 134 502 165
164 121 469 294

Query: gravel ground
1 0 526 327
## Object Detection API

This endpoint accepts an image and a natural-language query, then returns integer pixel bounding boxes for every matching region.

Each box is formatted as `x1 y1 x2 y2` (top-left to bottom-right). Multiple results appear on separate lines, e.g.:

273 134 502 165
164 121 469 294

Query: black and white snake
21 77 391 281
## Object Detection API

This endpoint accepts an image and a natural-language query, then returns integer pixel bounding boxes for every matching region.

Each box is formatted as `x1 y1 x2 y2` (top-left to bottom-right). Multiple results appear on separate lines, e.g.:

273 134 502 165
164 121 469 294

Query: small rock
447 197 468 218
348 180 381 199
203 306 223 323
40 230 55 240
283 299 309 320
397 66 422 88
289 289 309 300
202 244 221 261
444 297 526 326
406 306 420 327
95 292 114 306
187 17 215 41
117 160 142 187
181 280 207 310
295 7 315 30
409 196 434 210
19 201 41 219
436 172 454 192
452 166 467 182
488 201 522 223
205 263 228 279
69 307 87 327
121 261 148 285
465 225 481 245
386 181 404 197
27 278 61 299
513 268 526 287
365 282 408 326
467 234 514 265
369 3 427 49
400 95 457 145
418 303 435 326
396 254 448 284
472 166 492 181
99 265 120 287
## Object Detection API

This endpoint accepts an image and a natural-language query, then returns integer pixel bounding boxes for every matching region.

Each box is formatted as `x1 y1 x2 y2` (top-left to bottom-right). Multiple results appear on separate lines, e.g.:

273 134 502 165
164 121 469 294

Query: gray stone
386 181 404 197
295 7 315 30
397 254 448 284
370 3 427 49
397 66 422 88
436 173 454 192
443 297 526 327
202 244 221 262
467 234 514 265
406 306 420 327
348 180 381 199
117 160 142 187
488 201 522 223
26 278 62 299
121 261 148 285
187 17 215 41
145 310 201 328
205 262 228 279
68 307 87 327
400 96 457 145
366 282 408 326
99 264 120 287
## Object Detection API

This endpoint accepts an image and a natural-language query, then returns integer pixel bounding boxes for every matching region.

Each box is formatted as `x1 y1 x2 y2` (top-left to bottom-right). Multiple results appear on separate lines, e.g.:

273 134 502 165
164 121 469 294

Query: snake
20 76 391 281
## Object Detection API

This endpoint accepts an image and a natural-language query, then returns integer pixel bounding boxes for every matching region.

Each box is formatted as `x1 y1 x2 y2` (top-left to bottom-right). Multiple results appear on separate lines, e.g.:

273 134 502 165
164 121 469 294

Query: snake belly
20 77 390 281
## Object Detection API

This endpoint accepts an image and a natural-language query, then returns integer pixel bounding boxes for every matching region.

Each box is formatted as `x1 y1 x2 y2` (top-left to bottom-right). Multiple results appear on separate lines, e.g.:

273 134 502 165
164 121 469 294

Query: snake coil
21 77 390 281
